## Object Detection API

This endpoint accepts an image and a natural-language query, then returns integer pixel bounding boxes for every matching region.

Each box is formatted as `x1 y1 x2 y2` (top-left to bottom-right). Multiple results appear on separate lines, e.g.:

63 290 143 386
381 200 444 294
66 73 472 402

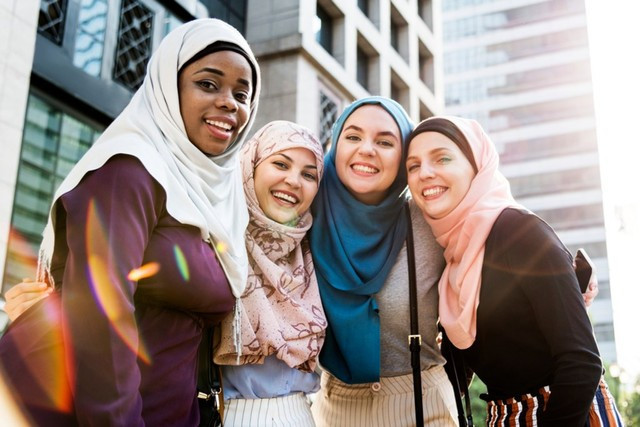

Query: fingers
582 275 599 308
4 279 52 322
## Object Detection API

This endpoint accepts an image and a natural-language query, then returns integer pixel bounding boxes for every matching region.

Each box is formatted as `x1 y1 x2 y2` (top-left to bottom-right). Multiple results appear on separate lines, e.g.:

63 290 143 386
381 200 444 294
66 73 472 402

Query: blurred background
1 0 638 423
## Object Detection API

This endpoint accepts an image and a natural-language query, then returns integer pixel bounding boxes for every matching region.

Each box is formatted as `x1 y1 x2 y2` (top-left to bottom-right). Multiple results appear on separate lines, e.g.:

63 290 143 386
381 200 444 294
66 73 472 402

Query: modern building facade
441 0 617 362
0 0 442 326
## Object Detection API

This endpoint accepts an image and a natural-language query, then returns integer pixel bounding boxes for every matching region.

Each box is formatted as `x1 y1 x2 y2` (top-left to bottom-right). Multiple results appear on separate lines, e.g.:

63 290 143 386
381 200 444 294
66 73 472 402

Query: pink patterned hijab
214 121 327 371
410 116 523 349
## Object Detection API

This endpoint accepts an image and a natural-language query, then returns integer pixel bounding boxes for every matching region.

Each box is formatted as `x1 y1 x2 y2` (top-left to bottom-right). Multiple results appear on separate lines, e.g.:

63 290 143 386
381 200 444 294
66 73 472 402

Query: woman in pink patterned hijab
215 120 327 425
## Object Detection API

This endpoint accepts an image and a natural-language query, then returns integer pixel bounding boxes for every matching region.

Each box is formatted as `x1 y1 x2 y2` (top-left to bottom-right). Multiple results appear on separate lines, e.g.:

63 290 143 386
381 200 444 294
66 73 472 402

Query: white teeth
352 164 378 174
272 191 298 204
205 120 233 131
423 187 445 197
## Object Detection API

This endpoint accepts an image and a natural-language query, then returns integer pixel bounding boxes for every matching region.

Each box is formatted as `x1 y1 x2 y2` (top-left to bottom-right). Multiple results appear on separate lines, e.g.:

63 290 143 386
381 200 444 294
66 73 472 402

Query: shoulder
488 208 571 269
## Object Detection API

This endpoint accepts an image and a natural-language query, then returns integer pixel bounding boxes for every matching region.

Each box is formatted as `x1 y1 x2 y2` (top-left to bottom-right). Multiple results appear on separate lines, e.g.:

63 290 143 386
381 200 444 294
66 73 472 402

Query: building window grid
113 0 155 91
38 0 69 45
319 91 339 152
206 0 247 33
3 94 103 291
444 0 586 42
73 0 109 77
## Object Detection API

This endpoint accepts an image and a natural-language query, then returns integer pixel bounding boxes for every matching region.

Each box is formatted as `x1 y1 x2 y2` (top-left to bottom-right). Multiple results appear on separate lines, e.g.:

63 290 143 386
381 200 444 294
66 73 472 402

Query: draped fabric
415 116 522 349
37 19 261 300
310 97 414 383
215 121 327 371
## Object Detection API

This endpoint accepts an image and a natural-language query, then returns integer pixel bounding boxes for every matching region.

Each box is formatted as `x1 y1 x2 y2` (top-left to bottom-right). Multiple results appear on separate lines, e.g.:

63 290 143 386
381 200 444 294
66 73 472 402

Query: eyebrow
342 124 399 139
194 67 251 88
406 147 453 161
275 153 318 170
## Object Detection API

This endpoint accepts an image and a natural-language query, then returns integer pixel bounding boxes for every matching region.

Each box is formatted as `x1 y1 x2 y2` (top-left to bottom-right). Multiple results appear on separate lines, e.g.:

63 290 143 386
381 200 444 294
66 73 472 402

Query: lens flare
173 245 190 282
127 262 160 281
85 199 151 364
215 240 227 253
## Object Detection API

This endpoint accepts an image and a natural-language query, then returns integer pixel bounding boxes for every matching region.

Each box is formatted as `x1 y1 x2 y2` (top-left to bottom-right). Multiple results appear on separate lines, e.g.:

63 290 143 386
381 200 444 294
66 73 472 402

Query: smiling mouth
272 191 299 205
422 187 446 198
205 119 235 133
351 164 379 174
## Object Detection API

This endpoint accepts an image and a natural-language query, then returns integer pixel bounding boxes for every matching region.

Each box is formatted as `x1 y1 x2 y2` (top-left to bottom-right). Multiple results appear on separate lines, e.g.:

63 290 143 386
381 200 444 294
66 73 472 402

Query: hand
4 278 52 322
583 275 599 308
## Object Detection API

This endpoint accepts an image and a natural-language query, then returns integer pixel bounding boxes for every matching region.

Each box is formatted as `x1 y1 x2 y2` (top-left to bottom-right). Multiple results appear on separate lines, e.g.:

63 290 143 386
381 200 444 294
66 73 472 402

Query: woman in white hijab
0 18 260 426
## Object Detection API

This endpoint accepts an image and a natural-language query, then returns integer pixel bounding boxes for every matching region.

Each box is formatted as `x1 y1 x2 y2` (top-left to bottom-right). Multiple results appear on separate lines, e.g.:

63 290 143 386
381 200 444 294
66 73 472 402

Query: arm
3 279 51 322
60 155 163 425
507 213 601 425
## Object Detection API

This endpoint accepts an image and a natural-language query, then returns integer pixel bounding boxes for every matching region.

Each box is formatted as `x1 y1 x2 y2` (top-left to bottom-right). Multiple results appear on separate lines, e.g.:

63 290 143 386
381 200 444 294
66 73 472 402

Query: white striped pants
223 392 316 426
311 365 458 427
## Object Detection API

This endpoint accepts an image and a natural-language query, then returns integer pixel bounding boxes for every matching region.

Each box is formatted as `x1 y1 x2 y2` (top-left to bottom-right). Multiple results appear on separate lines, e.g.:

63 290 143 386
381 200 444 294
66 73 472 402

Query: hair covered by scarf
410 116 523 349
214 121 327 371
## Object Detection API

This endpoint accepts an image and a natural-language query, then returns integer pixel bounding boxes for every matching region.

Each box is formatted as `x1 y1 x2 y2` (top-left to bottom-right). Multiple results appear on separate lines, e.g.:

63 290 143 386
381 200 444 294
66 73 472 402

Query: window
73 0 108 77
3 93 103 291
113 0 155 91
509 167 603 199
593 323 616 342
206 0 247 33
444 27 589 74
319 90 339 152
444 0 586 42
358 0 369 16
39 0 68 45
536 203 605 232
418 41 435 93
315 3 333 54
418 0 433 31
565 241 608 259
500 130 598 164
390 5 408 62
488 95 595 133
390 71 409 113
357 46 369 90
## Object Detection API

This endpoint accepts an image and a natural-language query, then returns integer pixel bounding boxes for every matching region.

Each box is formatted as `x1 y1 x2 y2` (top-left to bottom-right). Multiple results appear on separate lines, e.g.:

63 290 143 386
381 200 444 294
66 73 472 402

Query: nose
358 139 375 156
215 89 237 112
284 172 301 188
419 163 436 180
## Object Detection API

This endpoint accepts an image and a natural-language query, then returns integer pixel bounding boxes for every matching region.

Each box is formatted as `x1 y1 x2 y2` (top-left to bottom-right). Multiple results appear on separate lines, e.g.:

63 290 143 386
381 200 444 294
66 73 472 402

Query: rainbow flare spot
127 262 160 281
173 245 190 281
215 240 227 254
85 199 151 365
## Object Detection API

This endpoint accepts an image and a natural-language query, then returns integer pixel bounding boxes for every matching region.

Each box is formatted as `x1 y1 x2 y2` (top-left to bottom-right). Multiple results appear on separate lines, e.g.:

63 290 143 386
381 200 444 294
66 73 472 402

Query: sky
585 0 640 386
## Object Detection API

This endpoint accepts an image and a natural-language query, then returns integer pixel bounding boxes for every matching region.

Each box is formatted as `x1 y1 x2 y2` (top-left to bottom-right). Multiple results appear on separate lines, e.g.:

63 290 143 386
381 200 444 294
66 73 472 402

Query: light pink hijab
415 116 523 349
214 121 327 371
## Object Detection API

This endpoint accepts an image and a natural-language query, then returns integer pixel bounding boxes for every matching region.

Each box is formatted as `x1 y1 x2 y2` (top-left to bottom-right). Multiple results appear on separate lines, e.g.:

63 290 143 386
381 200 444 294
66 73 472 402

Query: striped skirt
482 378 623 426
223 392 315 426
310 365 458 427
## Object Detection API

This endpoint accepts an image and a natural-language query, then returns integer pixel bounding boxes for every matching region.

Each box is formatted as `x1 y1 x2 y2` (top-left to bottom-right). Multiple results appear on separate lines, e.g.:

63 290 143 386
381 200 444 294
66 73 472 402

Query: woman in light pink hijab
405 116 605 426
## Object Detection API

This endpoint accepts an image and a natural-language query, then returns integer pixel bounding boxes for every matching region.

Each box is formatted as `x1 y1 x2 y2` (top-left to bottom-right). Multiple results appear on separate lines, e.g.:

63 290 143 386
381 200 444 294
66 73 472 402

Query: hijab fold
417 116 522 349
214 121 327 371
37 19 261 303
310 97 414 383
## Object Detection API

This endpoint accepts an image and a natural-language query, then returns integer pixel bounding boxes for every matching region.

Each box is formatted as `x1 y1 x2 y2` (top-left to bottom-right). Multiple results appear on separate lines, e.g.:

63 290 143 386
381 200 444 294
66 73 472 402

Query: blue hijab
310 97 414 384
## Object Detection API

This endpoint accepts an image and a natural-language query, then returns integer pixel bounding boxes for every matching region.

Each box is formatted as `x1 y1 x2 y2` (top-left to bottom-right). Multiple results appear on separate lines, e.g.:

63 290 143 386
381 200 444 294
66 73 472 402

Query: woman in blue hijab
310 97 458 426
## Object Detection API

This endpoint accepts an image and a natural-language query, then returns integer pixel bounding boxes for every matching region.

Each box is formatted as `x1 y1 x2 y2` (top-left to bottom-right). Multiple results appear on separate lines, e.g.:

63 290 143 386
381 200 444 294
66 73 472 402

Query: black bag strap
197 327 223 421
405 203 424 427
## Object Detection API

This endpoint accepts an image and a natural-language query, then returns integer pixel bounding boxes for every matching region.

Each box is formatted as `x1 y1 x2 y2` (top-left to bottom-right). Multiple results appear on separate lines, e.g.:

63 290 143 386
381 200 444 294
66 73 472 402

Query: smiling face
178 50 252 156
334 105 403 205
406 131 476 219
253 147 320 224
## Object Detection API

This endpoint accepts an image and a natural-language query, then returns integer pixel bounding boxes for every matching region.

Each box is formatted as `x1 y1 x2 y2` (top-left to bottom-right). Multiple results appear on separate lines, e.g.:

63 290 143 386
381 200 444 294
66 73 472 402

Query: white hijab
37 18 261 300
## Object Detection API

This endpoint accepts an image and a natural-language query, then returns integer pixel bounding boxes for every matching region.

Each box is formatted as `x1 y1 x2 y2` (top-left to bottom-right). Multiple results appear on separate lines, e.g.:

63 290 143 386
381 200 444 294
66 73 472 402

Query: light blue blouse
222 355 320 399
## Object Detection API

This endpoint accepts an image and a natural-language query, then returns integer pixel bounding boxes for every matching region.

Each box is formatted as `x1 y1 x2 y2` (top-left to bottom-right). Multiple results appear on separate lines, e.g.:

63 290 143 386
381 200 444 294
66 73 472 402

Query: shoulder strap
405 203 424 427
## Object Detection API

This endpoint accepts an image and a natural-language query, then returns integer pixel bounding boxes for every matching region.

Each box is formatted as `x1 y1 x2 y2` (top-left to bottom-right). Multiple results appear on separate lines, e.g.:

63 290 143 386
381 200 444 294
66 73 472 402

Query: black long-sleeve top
461 208 602 426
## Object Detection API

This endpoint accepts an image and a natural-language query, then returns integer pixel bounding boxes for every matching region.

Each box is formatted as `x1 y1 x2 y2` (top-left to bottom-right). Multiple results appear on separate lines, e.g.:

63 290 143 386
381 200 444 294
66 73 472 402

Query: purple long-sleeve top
0 155 234 426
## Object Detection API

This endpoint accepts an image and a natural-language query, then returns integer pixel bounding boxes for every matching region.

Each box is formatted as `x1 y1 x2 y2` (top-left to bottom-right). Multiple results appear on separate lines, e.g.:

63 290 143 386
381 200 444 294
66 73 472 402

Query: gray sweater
378 199 446 376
